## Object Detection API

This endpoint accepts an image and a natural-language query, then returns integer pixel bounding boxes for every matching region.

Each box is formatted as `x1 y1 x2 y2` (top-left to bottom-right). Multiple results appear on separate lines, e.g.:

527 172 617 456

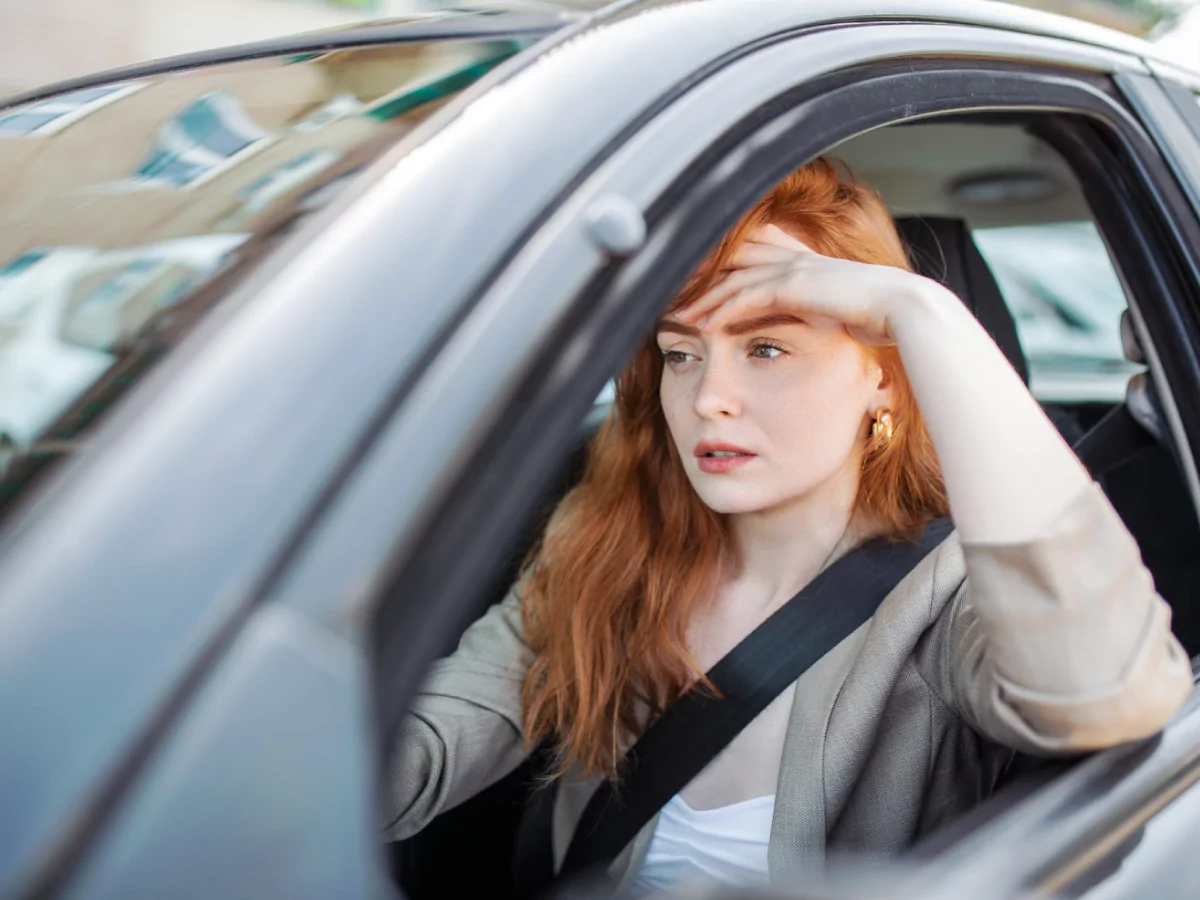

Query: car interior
389 118 1200 899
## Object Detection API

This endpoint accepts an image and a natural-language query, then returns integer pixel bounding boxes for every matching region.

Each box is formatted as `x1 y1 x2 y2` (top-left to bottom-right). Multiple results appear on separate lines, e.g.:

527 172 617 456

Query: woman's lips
697 454 755 474
694 441 757 474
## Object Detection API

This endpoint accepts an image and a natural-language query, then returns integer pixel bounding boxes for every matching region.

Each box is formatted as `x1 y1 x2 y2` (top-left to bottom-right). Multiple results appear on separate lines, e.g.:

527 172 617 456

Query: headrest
893 216 1030 385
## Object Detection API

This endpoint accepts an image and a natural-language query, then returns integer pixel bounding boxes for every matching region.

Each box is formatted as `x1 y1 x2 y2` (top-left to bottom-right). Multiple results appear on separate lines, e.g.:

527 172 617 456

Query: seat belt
1073 403 1157 478
513 516 954 898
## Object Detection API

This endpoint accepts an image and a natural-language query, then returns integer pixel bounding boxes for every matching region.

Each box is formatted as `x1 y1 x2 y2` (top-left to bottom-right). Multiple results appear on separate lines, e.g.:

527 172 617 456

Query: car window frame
908 673 1200 899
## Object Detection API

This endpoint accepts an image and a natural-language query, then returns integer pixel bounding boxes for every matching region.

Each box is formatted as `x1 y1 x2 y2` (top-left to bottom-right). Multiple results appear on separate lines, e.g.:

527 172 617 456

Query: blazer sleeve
382 587 534 840
932 481 1193 756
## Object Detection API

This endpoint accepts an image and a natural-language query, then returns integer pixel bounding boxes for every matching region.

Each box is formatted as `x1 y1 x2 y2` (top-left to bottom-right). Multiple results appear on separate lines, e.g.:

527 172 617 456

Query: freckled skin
656 312 888 519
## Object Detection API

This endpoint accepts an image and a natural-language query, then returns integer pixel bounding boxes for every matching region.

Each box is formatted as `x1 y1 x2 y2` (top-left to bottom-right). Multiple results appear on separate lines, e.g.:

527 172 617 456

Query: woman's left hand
675 224 948 345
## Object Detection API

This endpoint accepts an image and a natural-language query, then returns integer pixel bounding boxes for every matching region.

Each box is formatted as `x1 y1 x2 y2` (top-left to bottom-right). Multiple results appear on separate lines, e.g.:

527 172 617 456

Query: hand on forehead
666 219 903 347
670 225 823 332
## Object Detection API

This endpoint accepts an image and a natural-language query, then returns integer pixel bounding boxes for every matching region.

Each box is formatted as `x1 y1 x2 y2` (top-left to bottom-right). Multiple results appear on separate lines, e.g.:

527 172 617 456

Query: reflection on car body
0 235 245 450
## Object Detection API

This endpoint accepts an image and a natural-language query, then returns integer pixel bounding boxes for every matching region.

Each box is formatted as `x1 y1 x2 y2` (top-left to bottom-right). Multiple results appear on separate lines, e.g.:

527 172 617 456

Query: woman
384 159 1192 893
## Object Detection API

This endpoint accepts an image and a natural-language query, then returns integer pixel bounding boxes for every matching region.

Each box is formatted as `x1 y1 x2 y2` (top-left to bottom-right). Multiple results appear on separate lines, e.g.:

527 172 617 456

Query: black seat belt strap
513 516 953 895
1073 403 1157 478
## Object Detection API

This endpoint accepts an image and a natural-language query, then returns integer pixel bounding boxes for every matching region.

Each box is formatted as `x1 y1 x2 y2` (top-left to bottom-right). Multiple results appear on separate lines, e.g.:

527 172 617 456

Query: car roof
3 0 1191 113
622 0 1161 60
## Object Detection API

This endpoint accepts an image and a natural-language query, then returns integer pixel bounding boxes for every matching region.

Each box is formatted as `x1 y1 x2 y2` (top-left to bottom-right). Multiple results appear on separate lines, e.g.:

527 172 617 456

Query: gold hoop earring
871 409 894 443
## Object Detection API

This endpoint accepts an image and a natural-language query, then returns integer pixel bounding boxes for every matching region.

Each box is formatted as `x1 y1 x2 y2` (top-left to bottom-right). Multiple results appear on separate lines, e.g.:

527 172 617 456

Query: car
2 2 1200 898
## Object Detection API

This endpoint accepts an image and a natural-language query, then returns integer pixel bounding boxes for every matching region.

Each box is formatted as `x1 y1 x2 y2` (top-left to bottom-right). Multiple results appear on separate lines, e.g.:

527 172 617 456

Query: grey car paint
2 1 1200 898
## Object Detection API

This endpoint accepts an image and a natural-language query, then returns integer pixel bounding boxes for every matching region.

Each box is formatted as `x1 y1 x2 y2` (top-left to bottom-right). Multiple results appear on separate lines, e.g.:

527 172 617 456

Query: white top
631 793 775 895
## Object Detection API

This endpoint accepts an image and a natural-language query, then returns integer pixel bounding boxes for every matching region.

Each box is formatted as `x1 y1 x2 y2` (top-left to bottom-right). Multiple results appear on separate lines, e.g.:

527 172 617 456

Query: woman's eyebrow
724 313 805 335
655 312 805 337
656 320 700 336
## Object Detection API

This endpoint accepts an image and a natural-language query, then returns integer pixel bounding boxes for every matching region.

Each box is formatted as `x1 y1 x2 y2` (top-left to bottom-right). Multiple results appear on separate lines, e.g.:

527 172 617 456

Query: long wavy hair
520 158 949 780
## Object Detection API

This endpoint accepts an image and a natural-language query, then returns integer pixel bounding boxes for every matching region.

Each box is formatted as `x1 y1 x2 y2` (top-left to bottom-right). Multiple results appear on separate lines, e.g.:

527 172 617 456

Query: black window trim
610 77 1200 895
1127 69 1200 323
590 72 1200 896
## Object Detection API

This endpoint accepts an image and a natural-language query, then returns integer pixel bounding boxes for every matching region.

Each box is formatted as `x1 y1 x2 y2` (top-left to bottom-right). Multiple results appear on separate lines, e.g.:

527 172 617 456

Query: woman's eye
750 342 784 360
662 349 696 366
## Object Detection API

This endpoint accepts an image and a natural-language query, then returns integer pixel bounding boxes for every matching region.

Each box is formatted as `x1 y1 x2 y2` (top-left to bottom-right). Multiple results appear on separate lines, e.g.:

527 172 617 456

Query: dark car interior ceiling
834 123 1091 228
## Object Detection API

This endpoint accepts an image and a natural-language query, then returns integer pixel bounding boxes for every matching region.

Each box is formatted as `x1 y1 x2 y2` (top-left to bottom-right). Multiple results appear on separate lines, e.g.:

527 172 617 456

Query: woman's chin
693 487 778 517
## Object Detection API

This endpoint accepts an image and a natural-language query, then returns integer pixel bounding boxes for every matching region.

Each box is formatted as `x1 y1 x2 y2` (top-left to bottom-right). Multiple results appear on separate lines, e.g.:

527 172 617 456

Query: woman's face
656 305 891 517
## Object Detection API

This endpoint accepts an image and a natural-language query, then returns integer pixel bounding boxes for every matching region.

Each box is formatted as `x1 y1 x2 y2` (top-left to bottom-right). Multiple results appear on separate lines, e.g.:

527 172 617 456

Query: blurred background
1 0 1199 99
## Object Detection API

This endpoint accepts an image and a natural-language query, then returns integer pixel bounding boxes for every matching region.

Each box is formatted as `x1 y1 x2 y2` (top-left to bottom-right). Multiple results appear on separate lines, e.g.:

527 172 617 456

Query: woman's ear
866 359 895 415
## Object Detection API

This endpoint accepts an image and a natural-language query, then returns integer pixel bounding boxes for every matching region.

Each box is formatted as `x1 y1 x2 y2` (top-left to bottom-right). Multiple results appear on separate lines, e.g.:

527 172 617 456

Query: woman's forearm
888 282 1094 544
890 283 1192 746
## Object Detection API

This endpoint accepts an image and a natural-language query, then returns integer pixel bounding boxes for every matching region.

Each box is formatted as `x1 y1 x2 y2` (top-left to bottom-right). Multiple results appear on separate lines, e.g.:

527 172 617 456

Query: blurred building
1016 0 1164 33
0 36 517 276
1153 3 1200 65
0 0 425 98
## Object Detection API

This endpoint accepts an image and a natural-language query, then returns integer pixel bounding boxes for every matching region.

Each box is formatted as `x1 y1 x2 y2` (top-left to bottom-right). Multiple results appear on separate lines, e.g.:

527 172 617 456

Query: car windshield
0 33 536 520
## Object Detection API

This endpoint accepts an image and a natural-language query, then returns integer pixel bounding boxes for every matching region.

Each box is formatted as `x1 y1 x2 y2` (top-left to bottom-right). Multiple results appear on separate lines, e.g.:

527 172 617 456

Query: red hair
520 158 948 780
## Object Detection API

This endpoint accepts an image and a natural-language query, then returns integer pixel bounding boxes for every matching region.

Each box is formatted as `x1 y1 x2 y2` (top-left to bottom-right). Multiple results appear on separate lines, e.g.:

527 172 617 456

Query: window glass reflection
0 36 529 518
0 83 144 136
133 90 272 188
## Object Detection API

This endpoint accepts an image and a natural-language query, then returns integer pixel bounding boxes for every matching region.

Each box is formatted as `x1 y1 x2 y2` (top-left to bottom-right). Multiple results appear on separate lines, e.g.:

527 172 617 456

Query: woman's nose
693 354 742 419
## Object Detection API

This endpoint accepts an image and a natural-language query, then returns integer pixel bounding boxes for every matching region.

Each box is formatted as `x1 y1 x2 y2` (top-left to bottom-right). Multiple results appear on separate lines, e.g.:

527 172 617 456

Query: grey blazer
383 482 1193 889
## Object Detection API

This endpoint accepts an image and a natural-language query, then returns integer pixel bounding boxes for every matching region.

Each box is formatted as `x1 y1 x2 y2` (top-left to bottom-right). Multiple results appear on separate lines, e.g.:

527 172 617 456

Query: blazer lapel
768 536 958 881
768 621 871 879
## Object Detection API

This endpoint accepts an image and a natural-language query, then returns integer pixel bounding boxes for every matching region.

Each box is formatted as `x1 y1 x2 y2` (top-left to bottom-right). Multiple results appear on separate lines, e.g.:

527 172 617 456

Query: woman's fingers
694 281 785 334
750 224 814 253
670 226 905 342
674 228 827 330
728 241 796 268
677 264 786 323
